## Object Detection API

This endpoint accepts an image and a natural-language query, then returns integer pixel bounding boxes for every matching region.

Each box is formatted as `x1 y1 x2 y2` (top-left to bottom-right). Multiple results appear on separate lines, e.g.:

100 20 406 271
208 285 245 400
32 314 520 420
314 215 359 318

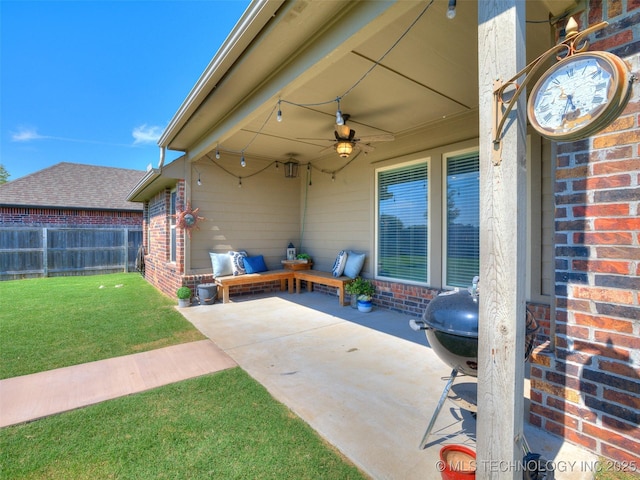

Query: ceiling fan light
336 141 353 158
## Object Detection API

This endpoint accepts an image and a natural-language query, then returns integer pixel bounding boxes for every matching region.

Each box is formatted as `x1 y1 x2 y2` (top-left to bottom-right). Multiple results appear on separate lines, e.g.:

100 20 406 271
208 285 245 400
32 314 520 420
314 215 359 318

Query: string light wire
212 0 434 180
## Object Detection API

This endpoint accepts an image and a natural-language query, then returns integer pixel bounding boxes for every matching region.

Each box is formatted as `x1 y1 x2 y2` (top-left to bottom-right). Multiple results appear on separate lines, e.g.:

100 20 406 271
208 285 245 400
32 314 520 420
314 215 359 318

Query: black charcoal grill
410 277 539 449
420 288 480 376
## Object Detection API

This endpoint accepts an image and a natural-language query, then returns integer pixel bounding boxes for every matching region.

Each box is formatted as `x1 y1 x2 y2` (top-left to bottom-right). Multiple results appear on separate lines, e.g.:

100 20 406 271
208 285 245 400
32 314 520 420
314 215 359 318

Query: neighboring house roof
0 162 145 211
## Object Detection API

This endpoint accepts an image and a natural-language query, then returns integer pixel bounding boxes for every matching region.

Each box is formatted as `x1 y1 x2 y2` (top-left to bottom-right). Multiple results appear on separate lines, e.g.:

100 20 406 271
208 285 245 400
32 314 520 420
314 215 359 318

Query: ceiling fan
303 114 394 158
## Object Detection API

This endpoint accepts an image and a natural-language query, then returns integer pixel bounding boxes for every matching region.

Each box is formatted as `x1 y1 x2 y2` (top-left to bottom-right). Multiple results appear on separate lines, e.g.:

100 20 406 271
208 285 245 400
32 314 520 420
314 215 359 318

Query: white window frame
374 157 430 286
442 147 480 290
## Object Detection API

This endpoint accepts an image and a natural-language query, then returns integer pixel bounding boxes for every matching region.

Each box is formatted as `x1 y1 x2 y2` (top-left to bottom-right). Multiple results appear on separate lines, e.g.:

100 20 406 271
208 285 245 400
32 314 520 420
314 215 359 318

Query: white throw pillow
209 252 233 277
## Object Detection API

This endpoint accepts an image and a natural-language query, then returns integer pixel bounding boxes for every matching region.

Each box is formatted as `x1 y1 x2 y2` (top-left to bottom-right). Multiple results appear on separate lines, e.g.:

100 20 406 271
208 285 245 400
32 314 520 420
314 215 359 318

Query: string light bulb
276 101 282 122
215 149 220 159
197 173 202 186
335 98 344 125
446 0 456 19
240 155 246 167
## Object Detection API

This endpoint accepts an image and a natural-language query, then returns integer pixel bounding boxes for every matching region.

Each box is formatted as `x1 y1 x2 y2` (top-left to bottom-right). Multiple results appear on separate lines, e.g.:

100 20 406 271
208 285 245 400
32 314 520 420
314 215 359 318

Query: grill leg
419 368 458 449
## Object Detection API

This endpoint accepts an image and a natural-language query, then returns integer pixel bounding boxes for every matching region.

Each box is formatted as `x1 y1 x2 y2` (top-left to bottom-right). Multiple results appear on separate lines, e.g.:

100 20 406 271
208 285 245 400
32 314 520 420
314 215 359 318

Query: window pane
446 153 479 288
377 162 428 283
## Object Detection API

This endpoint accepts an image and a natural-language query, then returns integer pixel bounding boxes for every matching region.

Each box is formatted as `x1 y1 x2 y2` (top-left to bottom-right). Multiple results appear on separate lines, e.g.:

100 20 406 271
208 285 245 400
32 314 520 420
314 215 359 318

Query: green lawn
0 273 204 379
0 368 365 479
0 273 367 479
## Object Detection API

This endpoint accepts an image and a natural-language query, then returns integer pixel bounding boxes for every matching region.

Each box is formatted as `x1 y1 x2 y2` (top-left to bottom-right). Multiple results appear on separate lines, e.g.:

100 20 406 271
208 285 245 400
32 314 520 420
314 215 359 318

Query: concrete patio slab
182 292 599 480
0 339 236 428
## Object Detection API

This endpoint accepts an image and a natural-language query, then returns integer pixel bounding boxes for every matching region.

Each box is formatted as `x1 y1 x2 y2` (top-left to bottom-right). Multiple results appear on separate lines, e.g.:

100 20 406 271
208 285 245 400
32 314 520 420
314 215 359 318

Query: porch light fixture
284 160 299 178
336 141 353 158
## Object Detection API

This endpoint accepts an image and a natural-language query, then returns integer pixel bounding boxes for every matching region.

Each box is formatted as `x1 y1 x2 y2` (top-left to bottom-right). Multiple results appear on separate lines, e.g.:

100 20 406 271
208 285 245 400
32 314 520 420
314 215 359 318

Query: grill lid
422 289 479 338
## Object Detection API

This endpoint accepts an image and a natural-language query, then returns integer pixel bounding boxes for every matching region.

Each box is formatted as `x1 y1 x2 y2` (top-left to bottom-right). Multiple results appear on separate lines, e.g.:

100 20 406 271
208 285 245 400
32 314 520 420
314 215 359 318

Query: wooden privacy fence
0 227 143 280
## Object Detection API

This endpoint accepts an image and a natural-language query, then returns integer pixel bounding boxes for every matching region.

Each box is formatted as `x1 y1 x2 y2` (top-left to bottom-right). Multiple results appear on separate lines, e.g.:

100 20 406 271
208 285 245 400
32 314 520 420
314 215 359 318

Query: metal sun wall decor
176 202 205 238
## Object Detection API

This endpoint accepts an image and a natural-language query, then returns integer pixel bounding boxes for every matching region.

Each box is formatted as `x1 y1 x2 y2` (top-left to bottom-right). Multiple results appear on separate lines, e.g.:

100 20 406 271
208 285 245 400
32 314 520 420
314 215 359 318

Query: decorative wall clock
527 51 633 141
492 18 635 155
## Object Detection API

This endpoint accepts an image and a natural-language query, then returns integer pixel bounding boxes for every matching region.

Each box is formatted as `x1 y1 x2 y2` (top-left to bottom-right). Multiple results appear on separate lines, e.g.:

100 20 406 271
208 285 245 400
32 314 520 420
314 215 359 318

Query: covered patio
179 292 597 480
129 0 640 468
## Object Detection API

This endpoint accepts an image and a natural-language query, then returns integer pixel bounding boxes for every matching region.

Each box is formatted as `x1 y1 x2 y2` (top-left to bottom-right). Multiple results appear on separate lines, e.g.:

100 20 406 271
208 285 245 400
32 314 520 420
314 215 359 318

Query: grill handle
409 319 429 331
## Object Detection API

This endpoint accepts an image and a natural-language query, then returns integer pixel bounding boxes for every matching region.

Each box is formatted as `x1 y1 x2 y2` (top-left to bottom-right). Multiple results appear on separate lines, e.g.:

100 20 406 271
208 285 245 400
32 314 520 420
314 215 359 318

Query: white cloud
11 127 46 142
132 124 162 145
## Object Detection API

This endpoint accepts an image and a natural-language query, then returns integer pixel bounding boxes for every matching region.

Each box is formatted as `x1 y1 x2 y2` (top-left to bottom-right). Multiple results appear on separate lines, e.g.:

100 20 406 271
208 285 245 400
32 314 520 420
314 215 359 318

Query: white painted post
477 2 527 479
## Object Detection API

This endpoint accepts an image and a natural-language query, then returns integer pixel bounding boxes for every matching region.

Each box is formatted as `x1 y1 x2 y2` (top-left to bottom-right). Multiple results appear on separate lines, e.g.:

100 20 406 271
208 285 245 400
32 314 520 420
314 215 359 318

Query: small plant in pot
176 286 192 307
296 253 312 263
345 277 375 312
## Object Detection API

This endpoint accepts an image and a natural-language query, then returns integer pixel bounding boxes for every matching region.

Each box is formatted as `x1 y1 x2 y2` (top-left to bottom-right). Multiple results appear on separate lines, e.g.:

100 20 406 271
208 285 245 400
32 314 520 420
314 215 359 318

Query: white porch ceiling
163 0 579 167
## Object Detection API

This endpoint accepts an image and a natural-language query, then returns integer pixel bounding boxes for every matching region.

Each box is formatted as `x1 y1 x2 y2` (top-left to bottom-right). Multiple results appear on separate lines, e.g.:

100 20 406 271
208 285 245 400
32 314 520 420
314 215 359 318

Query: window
445 152 479 288
170 189 177 262
375 140 549 297
376 161 428 283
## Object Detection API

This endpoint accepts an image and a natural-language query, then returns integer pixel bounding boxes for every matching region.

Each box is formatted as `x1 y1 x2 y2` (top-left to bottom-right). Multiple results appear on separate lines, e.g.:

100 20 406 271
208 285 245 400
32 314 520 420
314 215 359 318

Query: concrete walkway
0 339 236 428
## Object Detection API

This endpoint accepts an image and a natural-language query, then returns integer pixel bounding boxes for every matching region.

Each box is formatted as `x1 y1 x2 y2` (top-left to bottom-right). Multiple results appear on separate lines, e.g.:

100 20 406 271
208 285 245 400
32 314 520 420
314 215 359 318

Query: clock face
528 52 632 141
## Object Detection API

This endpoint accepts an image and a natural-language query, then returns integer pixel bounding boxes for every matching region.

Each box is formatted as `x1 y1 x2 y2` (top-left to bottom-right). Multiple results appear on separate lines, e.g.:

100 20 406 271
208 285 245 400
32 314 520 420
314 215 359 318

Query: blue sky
1 0 251 181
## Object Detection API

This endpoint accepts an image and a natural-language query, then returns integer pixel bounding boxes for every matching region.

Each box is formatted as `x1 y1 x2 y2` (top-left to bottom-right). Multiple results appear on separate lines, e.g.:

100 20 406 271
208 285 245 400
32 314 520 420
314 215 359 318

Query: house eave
126 169 179 203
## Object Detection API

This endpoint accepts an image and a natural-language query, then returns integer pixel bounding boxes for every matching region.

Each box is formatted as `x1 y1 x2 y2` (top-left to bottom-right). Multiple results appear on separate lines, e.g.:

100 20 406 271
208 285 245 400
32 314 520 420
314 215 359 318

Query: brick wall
0 206 142 227
143 183 185 299
529 3 640 466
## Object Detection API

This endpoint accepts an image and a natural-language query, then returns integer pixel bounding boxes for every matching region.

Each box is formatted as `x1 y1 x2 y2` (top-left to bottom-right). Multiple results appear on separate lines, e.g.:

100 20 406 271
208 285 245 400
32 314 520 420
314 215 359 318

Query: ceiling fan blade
319 144 337 153
355 133 395 142
297 137 335 142
357 143 375 153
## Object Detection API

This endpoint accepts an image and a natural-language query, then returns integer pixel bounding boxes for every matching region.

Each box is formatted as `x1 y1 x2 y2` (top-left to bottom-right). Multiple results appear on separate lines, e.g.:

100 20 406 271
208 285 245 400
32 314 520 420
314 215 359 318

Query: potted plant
345 277 375 311
176 286 192 307
296 253 312 264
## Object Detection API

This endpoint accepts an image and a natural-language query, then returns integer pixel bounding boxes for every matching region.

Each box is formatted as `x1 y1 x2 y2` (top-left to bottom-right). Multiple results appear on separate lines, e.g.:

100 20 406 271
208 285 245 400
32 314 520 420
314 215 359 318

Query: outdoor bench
214 269 295 304
293 270 353 306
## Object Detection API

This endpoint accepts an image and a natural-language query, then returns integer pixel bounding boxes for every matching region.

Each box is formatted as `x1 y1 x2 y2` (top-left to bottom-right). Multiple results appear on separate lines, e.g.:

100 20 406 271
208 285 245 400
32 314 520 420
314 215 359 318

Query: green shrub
176 286 192 299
